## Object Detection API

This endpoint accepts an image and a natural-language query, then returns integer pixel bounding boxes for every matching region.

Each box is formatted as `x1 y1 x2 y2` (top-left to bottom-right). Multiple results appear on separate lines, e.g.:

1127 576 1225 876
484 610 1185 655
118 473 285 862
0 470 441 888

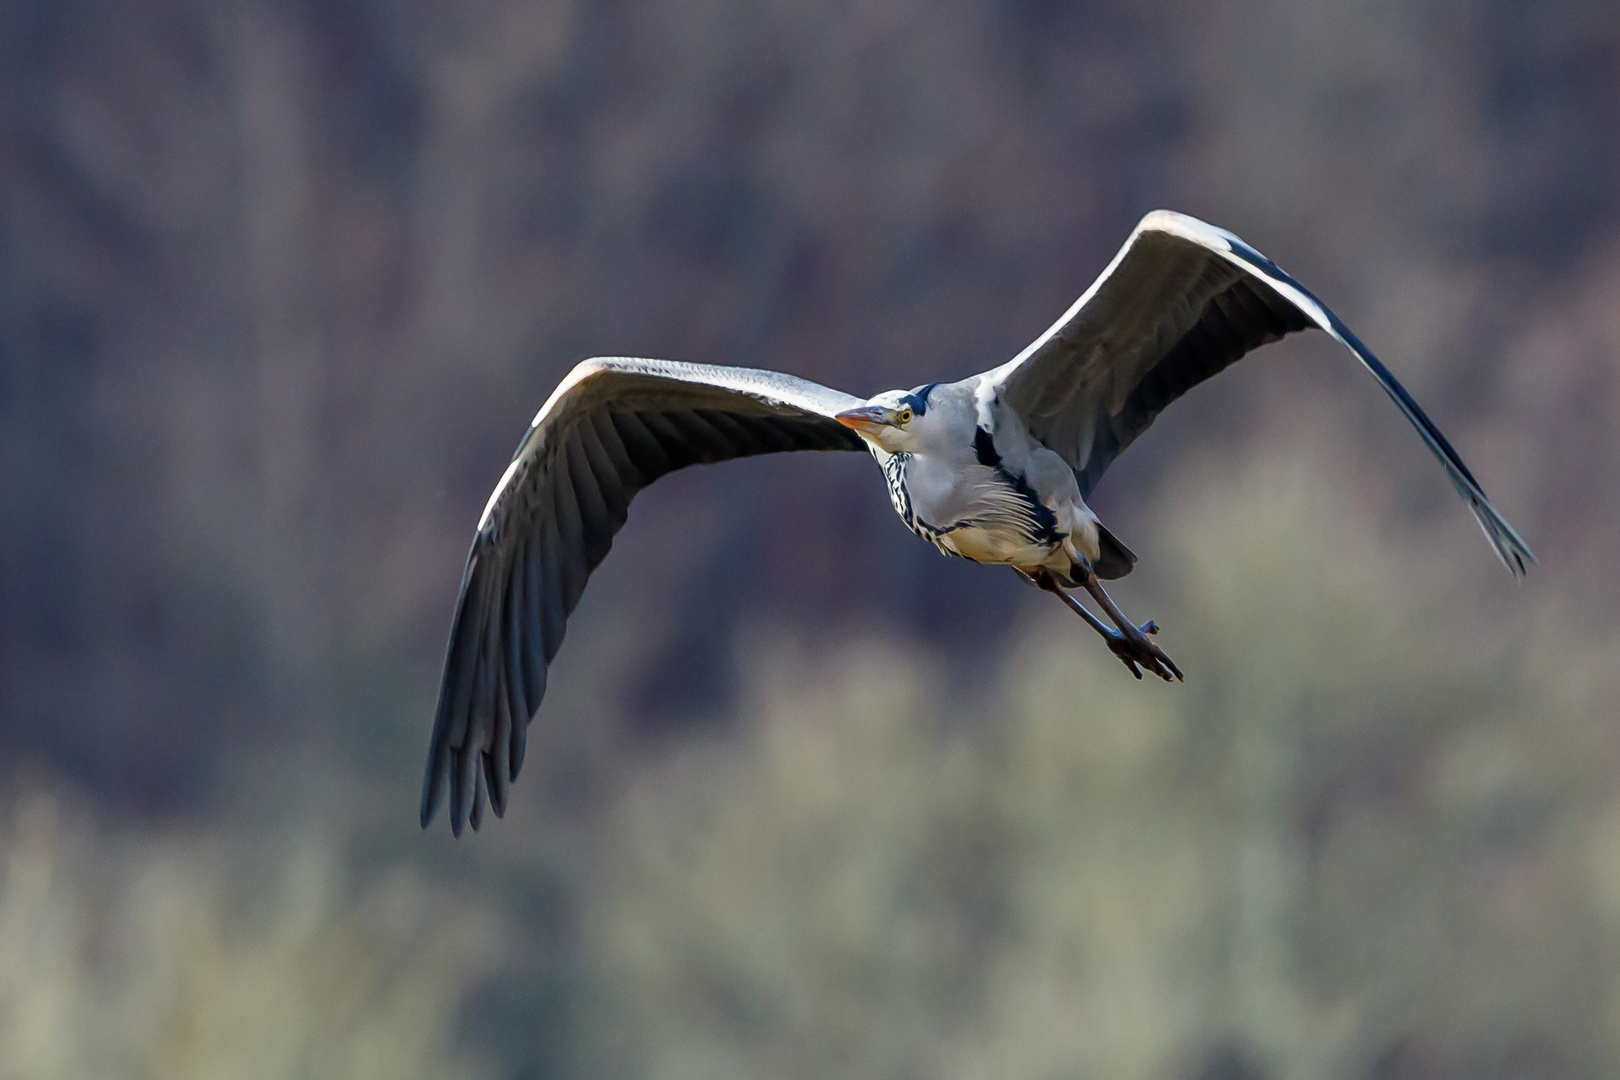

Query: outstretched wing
981 210 1534 575
422 358 864 835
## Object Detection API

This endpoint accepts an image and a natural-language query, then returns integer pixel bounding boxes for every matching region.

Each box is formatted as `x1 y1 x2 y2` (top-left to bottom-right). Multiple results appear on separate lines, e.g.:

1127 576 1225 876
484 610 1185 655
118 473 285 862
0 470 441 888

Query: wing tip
419 718 451 830
424 726 524 836
1489 519 1537 581
1466 493 1536 580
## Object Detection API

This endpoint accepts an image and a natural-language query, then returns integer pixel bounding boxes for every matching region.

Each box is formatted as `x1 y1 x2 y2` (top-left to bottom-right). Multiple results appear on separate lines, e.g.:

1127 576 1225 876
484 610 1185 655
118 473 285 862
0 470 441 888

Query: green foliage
2 439 1615 1079
2 0 1617 1075
0 794 497 1080
584 442 1620 1080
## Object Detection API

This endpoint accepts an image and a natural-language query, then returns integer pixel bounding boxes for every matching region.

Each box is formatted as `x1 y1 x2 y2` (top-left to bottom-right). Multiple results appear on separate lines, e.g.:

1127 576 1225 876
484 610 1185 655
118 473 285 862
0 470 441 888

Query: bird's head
835 384 942 454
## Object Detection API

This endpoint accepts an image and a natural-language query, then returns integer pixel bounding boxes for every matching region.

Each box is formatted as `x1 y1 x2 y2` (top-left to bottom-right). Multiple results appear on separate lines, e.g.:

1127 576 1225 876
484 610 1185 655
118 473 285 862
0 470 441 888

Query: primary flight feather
421 210 1534 836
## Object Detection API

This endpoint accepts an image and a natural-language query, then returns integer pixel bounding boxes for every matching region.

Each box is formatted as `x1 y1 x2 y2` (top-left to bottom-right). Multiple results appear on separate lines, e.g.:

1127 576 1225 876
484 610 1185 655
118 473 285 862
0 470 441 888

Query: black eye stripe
904 383 939 415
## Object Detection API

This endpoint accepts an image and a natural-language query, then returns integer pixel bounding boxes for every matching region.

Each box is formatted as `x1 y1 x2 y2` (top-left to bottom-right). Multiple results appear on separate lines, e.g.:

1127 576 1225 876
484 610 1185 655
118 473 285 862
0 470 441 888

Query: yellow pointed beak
834 405 893 435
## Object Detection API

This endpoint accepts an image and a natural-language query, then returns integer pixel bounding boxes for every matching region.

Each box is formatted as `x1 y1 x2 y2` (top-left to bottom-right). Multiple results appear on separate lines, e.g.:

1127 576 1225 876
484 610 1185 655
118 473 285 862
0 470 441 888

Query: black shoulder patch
900 383 939 416
973 426 1001 467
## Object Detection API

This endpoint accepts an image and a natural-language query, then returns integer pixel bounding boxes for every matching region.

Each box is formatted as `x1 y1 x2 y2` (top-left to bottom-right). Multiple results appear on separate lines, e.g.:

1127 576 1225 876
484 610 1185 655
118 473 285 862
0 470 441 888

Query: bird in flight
421 210 1533 835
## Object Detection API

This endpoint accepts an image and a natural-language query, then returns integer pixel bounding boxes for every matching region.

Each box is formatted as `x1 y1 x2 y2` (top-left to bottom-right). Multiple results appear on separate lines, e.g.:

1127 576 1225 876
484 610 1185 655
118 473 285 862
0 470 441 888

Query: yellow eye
898 407 914 425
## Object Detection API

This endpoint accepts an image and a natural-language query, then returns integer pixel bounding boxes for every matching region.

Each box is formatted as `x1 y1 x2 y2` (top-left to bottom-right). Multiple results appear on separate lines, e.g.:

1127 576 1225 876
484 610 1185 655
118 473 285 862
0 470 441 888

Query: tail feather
1093 522 1137 580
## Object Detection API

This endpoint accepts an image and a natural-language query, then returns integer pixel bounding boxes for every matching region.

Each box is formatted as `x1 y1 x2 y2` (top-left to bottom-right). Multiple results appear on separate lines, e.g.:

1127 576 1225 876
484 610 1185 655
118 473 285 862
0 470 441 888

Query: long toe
1122 620 1180 682
1145 640 1182 682
1122 634 1179 682
1104 634 1146 679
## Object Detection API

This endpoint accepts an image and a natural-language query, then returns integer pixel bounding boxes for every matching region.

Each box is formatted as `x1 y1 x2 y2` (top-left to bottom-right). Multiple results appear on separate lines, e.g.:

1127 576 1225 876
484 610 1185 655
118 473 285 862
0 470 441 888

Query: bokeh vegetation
5 438 1617 1077
3 0 1619 1076
588 441 1620 1080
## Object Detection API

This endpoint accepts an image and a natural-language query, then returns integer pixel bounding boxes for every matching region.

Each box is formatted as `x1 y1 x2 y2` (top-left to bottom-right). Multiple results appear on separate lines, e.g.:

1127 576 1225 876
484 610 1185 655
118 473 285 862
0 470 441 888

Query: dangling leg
1077 564 1182 682
1025 568 1181 682
1024 568 1114 637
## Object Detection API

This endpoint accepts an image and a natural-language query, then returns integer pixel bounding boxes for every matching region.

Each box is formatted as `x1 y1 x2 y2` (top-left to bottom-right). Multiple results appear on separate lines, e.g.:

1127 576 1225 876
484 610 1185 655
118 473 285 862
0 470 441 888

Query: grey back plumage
422 358 864 835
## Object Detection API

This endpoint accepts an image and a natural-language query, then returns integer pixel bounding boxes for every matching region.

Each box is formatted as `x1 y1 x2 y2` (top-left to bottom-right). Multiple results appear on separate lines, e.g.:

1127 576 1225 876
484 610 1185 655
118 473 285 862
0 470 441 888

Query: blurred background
2 0 1618 1076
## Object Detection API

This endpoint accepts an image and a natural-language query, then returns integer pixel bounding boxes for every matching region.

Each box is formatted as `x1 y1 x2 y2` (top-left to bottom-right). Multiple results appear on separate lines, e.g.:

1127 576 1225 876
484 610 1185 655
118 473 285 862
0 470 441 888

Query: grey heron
421 210 1534 835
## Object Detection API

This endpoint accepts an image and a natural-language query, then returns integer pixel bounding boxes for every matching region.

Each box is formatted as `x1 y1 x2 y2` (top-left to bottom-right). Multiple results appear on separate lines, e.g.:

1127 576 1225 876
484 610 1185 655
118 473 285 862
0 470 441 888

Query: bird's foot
1026 567 1183 683
1071 562 1183 683
1100 618 1182 682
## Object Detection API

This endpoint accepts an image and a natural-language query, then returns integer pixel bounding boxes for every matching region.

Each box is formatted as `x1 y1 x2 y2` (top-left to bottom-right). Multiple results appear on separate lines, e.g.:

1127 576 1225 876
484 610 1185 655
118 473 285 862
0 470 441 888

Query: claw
1104 623 1180 683
1029 567 1182 683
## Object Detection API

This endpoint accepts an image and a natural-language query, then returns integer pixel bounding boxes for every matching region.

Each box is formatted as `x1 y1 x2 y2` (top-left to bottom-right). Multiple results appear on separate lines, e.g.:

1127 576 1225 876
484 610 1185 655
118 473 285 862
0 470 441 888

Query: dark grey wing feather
422 358 865 835
983 210 1534 576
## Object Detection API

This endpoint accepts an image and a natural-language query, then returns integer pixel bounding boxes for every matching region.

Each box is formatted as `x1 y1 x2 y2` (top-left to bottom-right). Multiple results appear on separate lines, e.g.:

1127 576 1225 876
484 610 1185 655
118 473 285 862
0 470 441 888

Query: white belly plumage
883 450 1084 573
934 522 1062 568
